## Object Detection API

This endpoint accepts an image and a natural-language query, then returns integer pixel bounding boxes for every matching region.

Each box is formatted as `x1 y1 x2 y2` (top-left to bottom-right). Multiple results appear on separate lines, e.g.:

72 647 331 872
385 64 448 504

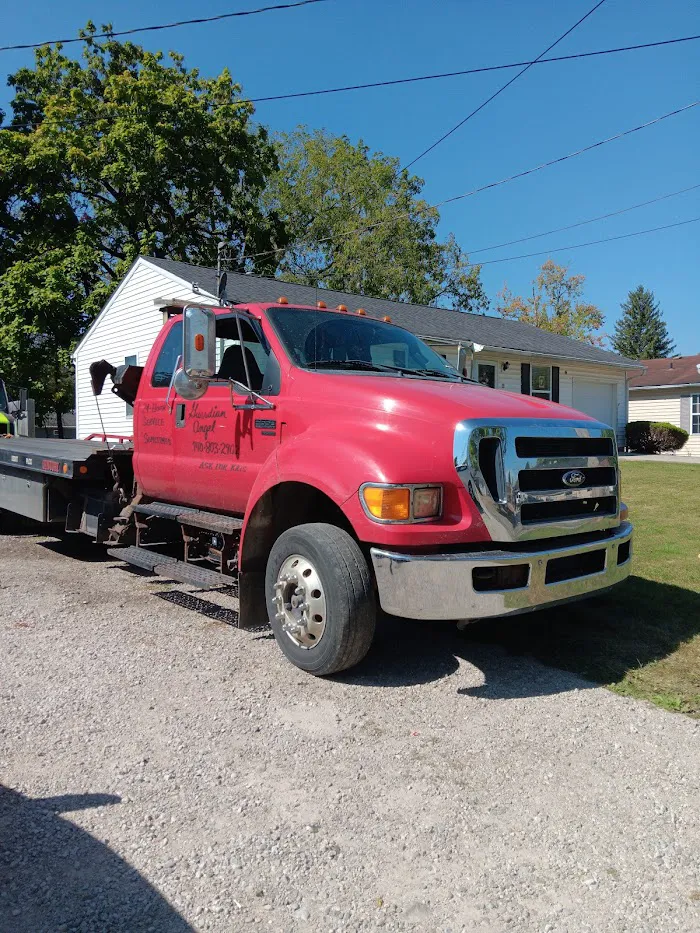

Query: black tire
265 522 376 676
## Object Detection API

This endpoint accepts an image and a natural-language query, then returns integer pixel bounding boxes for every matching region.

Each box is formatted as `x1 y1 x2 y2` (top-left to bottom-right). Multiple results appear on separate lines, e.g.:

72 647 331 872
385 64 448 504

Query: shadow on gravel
39 536 116 562
335 612 593 697
0 785 193 932
338 576 700 704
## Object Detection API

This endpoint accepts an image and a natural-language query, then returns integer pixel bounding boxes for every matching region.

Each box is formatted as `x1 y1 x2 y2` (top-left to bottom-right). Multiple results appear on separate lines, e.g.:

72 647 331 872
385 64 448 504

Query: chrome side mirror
183 305 216 379
173 368 208 401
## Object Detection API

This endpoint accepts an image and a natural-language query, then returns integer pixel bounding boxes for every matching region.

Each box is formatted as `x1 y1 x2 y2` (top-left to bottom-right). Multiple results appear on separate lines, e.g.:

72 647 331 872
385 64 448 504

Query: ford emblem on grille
562 469 586 487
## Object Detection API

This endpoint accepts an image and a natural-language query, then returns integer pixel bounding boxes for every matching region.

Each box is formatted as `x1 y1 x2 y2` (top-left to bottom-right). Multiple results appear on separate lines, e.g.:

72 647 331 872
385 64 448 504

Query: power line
239 99 700 264
3 33 699 131
473 216 700 267
467 183 700 254
0 0 330 52
251 35 700 103
403 0 609 170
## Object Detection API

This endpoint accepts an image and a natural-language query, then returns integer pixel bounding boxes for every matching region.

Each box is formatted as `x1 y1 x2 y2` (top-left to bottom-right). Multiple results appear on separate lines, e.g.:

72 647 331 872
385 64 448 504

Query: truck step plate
108 546 238 593
134 502 243 535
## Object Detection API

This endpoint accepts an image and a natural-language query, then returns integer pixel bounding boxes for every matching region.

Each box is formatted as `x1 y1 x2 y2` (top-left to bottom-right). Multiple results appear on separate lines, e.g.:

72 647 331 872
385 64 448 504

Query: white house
73 255 641 442
628 354 700 456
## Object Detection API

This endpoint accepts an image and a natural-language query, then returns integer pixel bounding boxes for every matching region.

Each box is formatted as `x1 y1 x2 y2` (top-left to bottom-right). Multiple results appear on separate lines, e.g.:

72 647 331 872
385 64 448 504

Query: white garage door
572 379 615 428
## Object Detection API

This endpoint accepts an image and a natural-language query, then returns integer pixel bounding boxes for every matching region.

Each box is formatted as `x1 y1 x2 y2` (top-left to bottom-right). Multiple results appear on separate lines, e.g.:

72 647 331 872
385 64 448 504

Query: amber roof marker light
317 300 327 309
277 296 288 304
337 304 348 312
357 308 367 316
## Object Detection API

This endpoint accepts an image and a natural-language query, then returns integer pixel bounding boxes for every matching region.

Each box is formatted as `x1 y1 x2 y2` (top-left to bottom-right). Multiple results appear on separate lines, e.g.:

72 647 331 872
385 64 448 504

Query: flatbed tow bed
0 435 133 532
0 435 132 479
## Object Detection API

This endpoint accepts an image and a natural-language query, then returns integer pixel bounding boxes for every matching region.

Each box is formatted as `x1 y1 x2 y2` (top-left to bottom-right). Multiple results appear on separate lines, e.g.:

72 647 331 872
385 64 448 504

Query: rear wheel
265 523 376 675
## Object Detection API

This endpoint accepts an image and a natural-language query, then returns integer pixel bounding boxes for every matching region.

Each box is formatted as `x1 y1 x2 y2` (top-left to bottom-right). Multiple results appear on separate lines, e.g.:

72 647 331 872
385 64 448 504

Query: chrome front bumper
370 522 633 621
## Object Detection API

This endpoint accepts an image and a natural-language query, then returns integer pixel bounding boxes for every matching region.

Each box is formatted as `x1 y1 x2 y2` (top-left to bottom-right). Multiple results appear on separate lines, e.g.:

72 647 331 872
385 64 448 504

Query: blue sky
2 0 698 352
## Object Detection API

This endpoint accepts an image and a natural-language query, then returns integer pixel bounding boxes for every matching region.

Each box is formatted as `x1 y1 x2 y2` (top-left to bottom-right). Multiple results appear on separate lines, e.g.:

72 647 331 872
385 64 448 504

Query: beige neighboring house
628 353 700 456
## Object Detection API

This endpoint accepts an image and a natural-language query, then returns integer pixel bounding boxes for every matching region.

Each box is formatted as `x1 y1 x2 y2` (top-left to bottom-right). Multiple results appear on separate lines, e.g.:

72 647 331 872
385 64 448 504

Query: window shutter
680 395 691 433
552 366 560 403
521 363 531 395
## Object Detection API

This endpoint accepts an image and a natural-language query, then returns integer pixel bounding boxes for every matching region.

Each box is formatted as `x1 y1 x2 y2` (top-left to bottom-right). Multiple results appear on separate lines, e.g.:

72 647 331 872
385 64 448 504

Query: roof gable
141 256 639 368
629 353 700 388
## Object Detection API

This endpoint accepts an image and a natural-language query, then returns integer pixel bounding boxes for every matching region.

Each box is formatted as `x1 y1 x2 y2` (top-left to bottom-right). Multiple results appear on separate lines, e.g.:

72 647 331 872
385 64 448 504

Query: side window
216 317 270 391
125 354 138 414
151 321 183 388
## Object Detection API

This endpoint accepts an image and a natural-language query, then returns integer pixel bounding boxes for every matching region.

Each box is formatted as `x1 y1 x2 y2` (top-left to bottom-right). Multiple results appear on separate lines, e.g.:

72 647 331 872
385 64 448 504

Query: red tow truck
0 298 632 675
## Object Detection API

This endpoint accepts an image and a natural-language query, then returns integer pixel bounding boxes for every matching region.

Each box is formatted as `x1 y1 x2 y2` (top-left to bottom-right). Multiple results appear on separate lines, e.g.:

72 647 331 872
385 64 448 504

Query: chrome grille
454 418 620 542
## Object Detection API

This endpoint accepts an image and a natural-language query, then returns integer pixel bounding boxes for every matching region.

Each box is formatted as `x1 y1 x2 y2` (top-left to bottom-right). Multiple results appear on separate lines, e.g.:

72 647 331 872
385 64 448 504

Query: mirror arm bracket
166 355 183 413
227 379 275 411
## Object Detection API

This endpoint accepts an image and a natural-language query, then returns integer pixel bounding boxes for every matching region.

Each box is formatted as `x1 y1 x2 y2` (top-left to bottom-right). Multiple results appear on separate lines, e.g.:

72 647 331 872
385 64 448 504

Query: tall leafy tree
0 23 287 430
612 285 675 359
265 128 489 312
496 259 605 345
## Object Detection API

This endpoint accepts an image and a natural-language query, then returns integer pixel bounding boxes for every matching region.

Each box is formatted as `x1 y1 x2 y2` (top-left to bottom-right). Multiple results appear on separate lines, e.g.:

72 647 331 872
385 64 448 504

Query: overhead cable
468 182 700 254
0 0 330 52
403 0 609 170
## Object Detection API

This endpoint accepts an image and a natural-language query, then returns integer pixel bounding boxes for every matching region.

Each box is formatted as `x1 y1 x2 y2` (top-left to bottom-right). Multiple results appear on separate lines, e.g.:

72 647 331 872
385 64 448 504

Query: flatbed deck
0 436 132 479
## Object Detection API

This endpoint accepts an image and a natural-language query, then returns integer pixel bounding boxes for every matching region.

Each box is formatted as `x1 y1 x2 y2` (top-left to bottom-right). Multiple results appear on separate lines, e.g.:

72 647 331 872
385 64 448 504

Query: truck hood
298 371 598 426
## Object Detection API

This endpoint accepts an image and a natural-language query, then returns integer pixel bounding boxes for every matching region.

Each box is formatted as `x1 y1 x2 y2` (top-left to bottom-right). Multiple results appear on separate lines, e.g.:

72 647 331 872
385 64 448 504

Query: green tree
0 24 286 430
612 285 675 359
265 128 488 312
496 259 605 345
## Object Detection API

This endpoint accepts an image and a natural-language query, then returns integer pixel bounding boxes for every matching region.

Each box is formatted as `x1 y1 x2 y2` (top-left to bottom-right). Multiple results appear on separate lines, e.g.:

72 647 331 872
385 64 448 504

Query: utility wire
3 33 698 131
252 35 700 103
403 0 609 170
0 0 330 52
467 182 700 254
473 216 700 266
238 99 700 264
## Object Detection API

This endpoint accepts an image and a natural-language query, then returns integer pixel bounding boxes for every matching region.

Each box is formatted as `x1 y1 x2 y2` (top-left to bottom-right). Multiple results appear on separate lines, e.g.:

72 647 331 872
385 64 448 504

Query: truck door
132 319 181 500
171 313 280 514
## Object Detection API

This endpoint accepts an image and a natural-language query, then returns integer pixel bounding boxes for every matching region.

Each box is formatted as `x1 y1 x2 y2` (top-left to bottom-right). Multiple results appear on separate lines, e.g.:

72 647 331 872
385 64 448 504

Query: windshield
267 308 462 379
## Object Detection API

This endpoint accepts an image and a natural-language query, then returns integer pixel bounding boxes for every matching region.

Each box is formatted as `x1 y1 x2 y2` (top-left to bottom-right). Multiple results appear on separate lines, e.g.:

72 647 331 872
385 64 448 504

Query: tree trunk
56 409 64 439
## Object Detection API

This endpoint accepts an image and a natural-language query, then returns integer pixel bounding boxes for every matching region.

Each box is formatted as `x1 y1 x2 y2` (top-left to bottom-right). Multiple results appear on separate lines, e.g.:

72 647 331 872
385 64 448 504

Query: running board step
134 502 243 535
107 546 238 593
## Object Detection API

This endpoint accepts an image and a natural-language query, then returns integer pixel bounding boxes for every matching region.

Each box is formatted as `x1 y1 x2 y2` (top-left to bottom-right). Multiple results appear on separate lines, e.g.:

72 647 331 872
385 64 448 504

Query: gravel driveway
1 530 699 933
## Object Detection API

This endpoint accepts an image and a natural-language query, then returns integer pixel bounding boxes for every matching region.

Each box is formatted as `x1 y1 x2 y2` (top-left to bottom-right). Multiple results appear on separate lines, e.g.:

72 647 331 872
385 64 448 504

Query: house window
531 365 551 400
125 355 138 415
692 394 700 434
477 363 496 388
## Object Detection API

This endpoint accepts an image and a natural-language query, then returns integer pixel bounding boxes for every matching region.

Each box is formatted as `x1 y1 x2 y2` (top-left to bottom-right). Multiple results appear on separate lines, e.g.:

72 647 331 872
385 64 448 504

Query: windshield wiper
308 359 477 383
308 359 401 373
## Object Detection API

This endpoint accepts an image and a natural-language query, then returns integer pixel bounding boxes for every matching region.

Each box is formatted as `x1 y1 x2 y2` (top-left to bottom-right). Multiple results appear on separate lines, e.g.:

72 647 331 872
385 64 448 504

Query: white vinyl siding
628 387 700 456
73 259 215 438
692 395 700 434
420 342 628 445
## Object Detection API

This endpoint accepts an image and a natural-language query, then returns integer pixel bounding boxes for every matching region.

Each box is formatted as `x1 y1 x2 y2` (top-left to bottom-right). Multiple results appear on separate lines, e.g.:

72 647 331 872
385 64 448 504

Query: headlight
360 484 442 523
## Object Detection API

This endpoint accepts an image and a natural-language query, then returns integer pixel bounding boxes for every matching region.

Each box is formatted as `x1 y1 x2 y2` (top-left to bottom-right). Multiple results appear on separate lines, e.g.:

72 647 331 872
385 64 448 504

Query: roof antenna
216 240 228 304
218 270 228 305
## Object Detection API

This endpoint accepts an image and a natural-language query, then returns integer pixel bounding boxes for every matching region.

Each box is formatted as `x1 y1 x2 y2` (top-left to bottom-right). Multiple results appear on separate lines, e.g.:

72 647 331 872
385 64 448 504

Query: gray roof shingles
143 256 639 369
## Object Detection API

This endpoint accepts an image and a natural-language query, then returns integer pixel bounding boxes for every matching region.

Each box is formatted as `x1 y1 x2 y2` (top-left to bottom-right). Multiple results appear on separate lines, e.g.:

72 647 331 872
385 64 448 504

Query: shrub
626 421 689 453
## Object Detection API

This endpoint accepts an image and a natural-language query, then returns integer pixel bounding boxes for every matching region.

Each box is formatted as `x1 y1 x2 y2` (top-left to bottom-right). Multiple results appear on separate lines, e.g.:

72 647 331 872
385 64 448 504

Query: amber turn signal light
194 333 204 351
362 486 411 522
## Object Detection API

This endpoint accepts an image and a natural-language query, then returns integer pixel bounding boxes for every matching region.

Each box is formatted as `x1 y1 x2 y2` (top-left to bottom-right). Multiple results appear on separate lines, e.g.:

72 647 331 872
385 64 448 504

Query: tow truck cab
120 299 632 674
0 300 633 677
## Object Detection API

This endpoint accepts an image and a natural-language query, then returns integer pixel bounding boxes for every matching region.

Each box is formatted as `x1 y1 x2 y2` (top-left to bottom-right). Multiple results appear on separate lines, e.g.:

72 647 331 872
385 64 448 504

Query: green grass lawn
475 461 700 715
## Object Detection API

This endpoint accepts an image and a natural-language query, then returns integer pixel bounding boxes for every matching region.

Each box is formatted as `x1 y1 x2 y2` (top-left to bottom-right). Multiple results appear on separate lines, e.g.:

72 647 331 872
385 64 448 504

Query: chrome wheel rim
273 554 327 649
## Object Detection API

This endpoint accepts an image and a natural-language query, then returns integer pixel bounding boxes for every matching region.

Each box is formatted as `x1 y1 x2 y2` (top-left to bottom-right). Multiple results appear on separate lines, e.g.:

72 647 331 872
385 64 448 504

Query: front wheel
265 523 376 676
